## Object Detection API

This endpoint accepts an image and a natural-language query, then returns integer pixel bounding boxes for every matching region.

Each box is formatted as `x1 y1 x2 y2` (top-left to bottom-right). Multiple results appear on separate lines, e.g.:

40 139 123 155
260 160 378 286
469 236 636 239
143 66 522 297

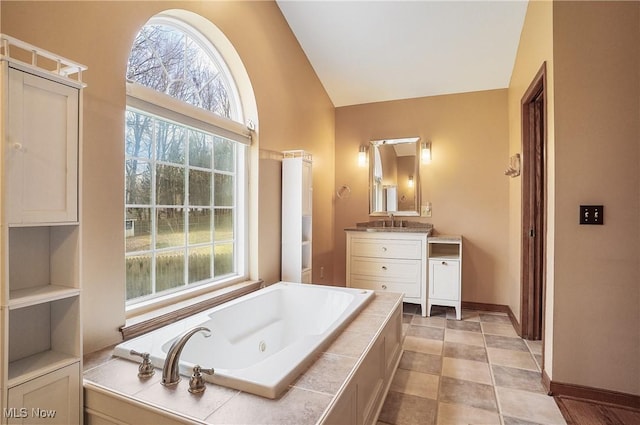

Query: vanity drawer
350 257 421 280
349 275 421 298
350 238 423 259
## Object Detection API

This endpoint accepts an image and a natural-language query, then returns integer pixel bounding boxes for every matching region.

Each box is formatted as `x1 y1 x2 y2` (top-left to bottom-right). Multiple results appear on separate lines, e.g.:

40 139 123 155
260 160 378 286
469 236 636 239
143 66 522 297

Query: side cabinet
0 35 86 425
427 235 462 319
281 150 313 283
346 231 427 316
7 363 80 425
7 69 79 224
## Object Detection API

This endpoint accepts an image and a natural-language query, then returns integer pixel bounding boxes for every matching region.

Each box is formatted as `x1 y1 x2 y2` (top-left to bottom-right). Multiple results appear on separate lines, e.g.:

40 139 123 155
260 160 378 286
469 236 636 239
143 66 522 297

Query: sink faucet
162 326 211 387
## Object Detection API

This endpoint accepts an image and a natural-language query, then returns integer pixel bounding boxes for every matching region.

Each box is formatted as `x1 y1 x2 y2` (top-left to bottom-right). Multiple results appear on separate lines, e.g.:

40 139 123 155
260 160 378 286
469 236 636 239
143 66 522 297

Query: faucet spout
162 326 210 387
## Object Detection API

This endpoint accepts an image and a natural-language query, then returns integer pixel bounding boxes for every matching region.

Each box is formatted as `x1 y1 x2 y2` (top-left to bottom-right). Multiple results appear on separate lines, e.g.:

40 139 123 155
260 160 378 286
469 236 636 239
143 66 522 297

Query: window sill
119 279 263 340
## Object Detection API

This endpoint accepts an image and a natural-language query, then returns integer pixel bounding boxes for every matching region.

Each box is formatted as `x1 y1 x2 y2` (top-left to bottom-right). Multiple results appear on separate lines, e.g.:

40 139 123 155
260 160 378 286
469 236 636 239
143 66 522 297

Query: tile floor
378 304 567 425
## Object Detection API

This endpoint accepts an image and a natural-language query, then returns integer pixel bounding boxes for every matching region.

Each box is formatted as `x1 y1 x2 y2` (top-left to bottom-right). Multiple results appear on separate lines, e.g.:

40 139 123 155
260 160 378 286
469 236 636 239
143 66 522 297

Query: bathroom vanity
345 223 432 316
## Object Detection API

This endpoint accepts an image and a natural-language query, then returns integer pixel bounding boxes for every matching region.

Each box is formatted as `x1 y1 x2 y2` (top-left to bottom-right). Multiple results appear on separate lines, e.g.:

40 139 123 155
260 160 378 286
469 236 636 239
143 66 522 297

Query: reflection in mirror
370 137 420 216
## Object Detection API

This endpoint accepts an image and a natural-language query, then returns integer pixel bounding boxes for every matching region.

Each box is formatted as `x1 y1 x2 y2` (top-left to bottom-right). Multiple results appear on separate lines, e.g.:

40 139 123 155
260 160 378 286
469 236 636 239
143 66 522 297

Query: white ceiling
276 0 529 107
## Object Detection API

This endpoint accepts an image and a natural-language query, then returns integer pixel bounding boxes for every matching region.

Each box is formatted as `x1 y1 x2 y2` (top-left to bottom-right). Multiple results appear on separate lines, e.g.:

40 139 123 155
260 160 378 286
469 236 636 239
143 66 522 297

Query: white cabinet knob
382 247 387 252
12 142 23 151
441 261 447 265
381 284 387 290
381 266 387 271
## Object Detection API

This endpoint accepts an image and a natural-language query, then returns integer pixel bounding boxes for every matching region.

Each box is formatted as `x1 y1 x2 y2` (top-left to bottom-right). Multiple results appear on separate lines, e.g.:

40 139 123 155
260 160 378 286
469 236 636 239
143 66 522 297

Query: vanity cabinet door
6 68 79 224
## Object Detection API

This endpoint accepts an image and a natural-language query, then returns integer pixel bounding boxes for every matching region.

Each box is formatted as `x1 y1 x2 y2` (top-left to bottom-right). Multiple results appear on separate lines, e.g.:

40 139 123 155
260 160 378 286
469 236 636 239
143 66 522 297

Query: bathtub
114 282 374 399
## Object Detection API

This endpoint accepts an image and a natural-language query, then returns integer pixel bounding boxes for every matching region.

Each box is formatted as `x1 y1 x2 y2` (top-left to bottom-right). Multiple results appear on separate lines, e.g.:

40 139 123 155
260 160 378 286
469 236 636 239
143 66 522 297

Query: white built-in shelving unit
281 150 313 283
0 34 85 424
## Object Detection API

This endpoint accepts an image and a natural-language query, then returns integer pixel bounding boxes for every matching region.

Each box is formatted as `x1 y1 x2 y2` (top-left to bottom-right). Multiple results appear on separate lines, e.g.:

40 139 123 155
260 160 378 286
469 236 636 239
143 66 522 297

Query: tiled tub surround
379 304 567 425
83 291 403 424
112 282 375 399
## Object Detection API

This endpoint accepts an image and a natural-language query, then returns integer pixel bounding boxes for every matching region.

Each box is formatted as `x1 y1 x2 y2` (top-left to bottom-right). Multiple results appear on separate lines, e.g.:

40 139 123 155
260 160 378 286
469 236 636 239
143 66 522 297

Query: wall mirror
369 137 420 216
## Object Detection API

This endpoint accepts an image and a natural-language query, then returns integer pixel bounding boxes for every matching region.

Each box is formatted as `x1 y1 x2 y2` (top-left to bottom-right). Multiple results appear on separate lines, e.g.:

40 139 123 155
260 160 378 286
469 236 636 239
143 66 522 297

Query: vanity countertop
345 221 433 234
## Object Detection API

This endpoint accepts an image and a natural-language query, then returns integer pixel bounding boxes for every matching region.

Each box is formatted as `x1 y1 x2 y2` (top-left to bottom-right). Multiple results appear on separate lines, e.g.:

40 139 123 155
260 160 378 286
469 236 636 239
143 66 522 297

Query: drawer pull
441 261 447 265
382 246 387 252
381 266 387 271
381 284 387 290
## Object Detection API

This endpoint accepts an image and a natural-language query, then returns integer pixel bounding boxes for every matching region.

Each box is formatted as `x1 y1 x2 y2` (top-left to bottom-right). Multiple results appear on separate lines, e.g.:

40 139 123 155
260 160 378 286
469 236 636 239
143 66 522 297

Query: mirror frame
369 137 421 217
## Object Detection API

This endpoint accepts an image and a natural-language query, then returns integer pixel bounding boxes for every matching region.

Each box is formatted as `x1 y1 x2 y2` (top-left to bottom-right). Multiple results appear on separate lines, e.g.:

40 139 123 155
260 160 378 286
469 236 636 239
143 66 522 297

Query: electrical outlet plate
421 205 432 217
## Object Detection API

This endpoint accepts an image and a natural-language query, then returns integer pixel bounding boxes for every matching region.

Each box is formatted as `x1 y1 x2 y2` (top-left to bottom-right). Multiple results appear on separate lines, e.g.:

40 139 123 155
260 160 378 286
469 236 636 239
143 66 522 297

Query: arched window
124 16 249 305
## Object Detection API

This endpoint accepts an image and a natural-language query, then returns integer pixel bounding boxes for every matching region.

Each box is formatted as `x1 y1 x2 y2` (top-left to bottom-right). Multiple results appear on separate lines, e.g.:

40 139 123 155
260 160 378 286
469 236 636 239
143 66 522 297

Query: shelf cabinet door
429 259 460 301
6 362 80 425
7 68 79 224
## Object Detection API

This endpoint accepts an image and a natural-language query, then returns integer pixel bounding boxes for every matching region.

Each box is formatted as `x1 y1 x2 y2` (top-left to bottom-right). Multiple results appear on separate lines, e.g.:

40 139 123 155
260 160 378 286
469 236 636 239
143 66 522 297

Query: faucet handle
130 349 155 378
188 364 215 394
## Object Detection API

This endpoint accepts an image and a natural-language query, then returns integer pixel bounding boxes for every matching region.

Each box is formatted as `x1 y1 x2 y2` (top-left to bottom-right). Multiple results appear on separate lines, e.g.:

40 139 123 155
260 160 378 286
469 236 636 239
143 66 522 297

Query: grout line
483 315 506 425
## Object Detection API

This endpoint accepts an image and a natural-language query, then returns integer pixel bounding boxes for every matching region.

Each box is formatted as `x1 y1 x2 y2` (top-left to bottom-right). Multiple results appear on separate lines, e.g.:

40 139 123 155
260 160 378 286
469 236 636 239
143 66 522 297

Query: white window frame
125 21 251 311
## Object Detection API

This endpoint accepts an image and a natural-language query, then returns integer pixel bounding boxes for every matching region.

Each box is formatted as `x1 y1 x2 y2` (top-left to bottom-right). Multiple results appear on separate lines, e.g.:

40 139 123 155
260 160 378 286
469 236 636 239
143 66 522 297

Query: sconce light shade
408 175 414 188
421 141 432 164
358 145 368 167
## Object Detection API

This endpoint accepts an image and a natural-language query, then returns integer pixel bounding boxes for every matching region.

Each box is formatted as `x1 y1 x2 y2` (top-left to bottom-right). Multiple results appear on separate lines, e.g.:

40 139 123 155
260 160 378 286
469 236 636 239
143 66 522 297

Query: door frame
520 63 547 341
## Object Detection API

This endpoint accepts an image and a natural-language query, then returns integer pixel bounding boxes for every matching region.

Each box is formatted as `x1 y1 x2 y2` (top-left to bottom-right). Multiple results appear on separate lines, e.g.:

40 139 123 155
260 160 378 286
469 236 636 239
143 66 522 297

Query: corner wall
552 0 640 396
507 0 555 371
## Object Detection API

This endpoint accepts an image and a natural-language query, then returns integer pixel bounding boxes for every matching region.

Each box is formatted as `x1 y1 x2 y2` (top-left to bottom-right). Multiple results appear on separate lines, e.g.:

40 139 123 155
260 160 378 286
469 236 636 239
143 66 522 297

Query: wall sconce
421 141 432 164
408 175 414 188
358 145 368 167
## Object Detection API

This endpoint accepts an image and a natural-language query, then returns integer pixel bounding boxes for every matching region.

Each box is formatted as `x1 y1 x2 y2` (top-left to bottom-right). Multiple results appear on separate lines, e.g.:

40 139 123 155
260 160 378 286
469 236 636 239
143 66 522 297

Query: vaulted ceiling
276 1 529 107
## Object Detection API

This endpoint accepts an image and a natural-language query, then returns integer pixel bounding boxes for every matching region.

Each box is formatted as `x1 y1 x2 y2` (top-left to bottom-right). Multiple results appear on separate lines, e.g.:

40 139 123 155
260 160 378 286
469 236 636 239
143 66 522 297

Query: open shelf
8 296 80 385
428 238 461 260
7 226 80 298
9 285 80 310
7 350 79 387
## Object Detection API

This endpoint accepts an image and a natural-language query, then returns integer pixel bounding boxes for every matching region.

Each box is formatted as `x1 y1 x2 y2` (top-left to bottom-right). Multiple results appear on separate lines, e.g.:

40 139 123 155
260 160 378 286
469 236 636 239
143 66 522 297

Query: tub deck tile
205 387 332 425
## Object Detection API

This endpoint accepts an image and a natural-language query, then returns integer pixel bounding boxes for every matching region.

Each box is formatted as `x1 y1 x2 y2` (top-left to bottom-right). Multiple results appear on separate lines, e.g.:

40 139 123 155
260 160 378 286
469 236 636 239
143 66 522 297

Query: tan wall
551 1 640 395
0 0 335 353
507 0 555 372
334 91 511 306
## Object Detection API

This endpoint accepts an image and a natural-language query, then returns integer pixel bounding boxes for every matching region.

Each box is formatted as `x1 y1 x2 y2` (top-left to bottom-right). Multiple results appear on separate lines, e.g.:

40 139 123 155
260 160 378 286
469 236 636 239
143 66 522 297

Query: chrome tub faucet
161 326 211 387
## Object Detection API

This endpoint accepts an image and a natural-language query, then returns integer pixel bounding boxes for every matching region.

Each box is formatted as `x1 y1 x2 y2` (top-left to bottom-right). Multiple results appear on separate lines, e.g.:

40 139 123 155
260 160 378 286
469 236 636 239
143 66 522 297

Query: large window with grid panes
125 18 249 304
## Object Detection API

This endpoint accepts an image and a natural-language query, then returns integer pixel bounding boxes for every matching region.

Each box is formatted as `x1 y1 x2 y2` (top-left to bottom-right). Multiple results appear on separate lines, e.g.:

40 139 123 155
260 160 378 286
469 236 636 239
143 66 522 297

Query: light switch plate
580 205 603 225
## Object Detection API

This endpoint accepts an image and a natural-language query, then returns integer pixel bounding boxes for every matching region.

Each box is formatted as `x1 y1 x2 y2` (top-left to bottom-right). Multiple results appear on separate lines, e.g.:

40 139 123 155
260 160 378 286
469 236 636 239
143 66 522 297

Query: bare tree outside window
127 24 232 118
125 23 240 302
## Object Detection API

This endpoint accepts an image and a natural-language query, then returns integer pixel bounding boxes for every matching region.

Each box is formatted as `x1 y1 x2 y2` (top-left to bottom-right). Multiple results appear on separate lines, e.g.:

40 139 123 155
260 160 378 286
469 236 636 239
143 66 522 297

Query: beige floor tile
411 315 446 328
390 368 439 400
526 339 543 355
439 376 497 412
482 322 519 337
459 309 481 322
404 335 443 355
443 341 488 363
441 357 492 385
496 387 567 424
487 347 538 371
492 365 546 393
444 328 485 346
379 391 437 425
437 402 501 425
